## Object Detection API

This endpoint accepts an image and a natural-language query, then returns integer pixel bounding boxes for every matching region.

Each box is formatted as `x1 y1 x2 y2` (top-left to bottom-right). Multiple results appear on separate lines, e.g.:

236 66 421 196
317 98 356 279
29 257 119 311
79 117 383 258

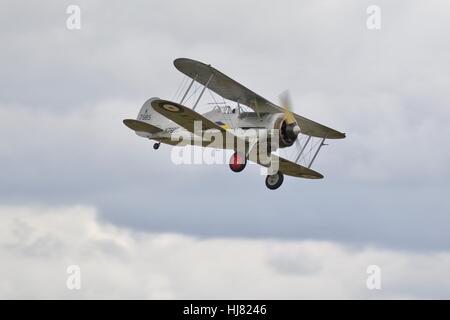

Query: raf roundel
162 103 182 113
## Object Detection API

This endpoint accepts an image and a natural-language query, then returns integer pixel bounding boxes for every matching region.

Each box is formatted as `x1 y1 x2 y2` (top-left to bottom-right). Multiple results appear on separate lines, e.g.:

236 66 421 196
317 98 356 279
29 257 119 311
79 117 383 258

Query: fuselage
144 105 286 151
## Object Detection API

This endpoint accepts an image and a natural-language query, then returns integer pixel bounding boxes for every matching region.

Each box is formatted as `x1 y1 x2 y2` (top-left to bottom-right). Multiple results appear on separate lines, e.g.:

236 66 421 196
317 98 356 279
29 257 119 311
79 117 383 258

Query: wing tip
174 57 213 75
328 130 346 139
304 171 324 179
122 119 134 128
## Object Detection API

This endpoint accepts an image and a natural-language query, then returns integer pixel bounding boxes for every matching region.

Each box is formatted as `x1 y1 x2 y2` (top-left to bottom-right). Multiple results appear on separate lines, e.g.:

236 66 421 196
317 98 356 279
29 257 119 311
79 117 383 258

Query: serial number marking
164 127 177 133
138 114 152 121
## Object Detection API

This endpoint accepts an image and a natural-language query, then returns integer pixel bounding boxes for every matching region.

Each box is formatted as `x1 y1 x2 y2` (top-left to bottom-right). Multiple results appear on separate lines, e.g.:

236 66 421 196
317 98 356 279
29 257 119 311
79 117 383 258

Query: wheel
265 172 284 190
153 142 160 150
229 152 247 172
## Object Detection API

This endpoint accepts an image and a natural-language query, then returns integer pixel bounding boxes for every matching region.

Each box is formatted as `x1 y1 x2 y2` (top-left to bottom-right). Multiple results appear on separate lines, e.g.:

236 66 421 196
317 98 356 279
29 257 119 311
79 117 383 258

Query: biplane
123 58 345 190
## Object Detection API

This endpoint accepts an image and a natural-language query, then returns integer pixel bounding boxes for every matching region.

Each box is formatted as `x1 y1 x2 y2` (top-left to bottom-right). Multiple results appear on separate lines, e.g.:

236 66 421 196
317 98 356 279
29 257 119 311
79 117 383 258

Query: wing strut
193 73 214 110
294 135 312 163
308 137 327 168
180 74 198 104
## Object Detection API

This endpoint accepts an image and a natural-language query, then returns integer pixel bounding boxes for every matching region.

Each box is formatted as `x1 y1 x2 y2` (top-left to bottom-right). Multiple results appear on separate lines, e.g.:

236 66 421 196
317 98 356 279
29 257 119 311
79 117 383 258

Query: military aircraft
123 58 345 190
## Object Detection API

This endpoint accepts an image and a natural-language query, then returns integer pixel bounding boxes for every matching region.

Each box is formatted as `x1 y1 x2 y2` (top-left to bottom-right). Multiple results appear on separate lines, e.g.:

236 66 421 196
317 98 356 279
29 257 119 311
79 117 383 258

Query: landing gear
265 172 284 190
153 142 160 150
229 152 247 172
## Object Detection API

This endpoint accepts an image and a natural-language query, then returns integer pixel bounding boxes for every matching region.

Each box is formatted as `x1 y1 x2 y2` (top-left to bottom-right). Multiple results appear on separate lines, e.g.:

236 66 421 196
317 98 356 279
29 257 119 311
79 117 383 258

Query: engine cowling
264 113 301 148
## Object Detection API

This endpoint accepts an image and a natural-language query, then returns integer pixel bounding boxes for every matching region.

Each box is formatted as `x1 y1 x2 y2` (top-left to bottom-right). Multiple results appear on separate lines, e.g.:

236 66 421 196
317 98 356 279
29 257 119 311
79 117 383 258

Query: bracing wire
172 76 187 101
185 82 201 105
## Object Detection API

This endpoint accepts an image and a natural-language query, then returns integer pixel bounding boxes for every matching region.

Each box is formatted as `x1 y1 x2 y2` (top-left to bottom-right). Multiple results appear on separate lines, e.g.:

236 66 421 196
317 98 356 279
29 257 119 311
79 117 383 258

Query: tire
265 172 284 190
229 152 246 173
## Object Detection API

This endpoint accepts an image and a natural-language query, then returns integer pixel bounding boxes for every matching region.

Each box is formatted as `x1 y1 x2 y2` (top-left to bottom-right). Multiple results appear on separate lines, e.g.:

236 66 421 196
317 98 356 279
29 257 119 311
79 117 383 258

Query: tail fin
123 97 172 137
137 97 172 128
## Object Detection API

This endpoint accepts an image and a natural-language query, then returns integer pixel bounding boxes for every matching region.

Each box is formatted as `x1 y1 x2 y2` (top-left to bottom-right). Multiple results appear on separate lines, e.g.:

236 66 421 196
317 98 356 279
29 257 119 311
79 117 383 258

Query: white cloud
1 205 450 299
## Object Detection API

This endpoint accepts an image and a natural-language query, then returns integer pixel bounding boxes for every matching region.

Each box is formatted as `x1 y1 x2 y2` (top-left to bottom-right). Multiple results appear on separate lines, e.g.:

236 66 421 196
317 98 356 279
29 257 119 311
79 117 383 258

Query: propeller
279 90 301 140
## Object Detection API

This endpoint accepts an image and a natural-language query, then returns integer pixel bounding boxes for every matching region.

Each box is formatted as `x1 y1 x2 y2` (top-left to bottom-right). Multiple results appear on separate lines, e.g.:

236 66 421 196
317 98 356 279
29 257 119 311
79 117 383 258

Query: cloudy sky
1 0 450 299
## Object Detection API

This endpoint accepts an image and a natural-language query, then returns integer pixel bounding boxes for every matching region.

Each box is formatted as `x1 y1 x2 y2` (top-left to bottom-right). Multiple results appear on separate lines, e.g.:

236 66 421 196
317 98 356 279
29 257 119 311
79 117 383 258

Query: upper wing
292 113 345 139
174 58 345 139
123 119 163 133
151 99 244 149
174 58 276 113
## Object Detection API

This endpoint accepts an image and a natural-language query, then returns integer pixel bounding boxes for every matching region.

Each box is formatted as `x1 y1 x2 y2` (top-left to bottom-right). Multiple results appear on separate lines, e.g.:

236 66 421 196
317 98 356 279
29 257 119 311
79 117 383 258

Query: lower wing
255 153 323 179
151 99 244 149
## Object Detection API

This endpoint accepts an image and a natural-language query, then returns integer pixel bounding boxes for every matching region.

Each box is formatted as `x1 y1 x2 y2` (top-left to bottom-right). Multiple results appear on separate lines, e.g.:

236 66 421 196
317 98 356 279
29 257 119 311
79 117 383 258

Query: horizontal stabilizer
123 119 163 134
